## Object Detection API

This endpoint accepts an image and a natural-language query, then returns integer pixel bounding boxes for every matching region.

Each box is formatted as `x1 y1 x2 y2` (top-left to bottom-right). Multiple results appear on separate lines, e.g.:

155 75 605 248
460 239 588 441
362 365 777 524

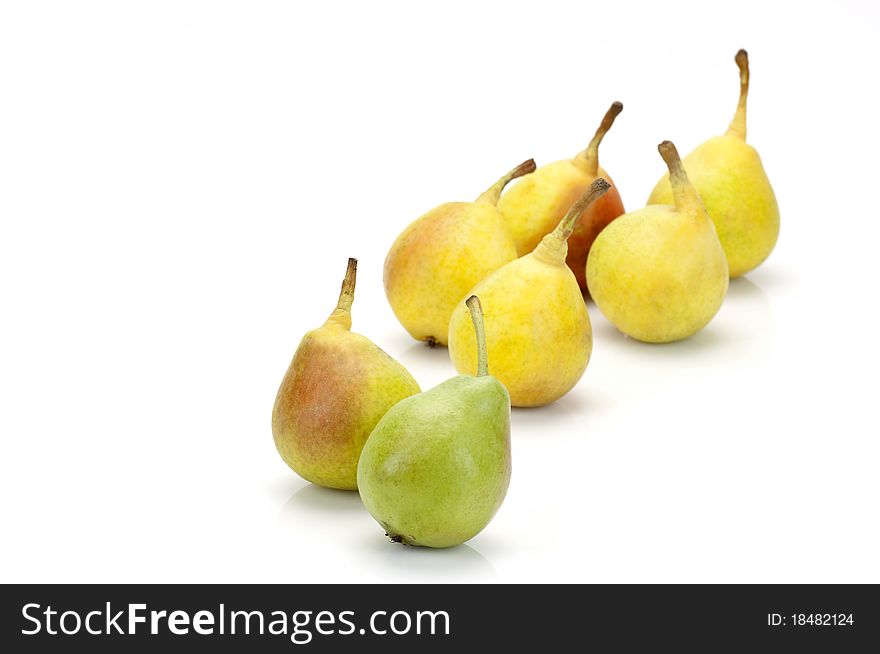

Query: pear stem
465 295 489 377
578 101 623 175
725 49 749 141
550 178 611 242
657 141 701 211
478 159 537 205
336 257 357 312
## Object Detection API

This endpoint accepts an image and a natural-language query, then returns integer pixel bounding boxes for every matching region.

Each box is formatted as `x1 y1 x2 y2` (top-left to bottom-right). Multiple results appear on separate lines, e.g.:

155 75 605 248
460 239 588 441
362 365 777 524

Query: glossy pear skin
647 137 779 277
447 247 591 407
498 102 625 288
272 261 420 490
647 50 779 278
357 375 511 548
384 160 534 345
588 144 729 343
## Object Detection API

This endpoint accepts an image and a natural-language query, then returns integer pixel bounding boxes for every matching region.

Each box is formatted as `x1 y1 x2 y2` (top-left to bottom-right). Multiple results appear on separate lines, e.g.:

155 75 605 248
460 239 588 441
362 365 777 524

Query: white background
2 1 878 583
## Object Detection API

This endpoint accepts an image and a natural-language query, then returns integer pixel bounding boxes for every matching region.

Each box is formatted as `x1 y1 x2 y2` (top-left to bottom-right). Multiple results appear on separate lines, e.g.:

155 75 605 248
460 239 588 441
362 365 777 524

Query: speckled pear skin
357 375 511 548
647 50 779 278
358 296 511 548
447 250 591 407
647 136 778 278
588 142 729 343
448 179 610 407
272 259 420 490
498 102 625 289
384 159 535 346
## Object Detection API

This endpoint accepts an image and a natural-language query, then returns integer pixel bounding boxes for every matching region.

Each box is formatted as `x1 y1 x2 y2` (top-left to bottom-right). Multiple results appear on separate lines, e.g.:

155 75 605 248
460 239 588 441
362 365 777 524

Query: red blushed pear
271 258 421 490
384 158 536 346
498 102 626 289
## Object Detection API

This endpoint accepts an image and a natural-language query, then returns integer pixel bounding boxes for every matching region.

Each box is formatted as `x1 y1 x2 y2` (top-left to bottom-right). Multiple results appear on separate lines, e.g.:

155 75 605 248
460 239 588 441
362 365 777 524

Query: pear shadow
280 482 365 519
590 272 777 364
394 339 458 389
736 266 797 295
510 386 609 432
592 317 732 358
355 532 497 580
266 473 308 503
402 339 451 364
277 481 496 581
276 483 372 553
717 274 776 331
582 289 597 307
725 275 770 303
717 275 776 352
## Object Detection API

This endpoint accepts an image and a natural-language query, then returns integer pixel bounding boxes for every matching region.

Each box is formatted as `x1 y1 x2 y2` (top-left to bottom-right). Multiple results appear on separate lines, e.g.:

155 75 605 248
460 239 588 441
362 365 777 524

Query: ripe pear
498 101 625 289
647 50 779 278
588 142 729 343
272 259 421 490
384 159 536 346
358 296 511 548
448 179 611 407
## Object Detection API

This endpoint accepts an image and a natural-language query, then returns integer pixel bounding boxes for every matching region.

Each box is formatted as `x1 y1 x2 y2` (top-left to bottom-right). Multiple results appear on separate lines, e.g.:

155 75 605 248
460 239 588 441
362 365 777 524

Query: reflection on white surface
281 483 364 519
277 482 497 582
353 534 496 580
509 387 613 437
589 272 776 369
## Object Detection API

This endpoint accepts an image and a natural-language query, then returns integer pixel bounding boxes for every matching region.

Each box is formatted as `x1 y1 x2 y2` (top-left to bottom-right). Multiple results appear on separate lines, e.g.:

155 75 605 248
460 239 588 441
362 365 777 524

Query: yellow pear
647 50 779 278
448 179 610 407
587 142 729 343
384 159 536 346
272 259 421 490
497 101 626 289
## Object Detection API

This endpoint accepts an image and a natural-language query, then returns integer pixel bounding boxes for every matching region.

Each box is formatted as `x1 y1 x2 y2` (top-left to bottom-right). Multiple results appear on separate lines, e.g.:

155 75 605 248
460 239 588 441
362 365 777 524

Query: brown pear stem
336 257 357 312
465 295 489 377
551 178 611 242
578 101 623 175
657 141 701 211
478 159 537 205
725 49 749 140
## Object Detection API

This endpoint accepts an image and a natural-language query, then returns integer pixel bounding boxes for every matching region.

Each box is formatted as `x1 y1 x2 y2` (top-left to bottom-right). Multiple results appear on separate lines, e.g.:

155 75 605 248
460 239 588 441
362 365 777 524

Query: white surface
1 1 878 583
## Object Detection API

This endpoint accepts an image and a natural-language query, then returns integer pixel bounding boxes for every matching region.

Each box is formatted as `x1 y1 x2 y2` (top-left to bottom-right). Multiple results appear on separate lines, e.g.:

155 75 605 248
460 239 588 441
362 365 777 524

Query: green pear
648 50 779 278
357 296 511 548
587 142 729 343
384 159 536 346
272 258 421 490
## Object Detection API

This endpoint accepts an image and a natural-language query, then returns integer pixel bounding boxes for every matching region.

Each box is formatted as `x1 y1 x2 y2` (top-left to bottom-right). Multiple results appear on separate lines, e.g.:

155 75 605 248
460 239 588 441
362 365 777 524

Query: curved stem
336 257 357 312
578 101 623 175
324 258 357 329
551 178 611 242
725 49 749 140
657 141 701 211
465 295 488 377
478 159 536 205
